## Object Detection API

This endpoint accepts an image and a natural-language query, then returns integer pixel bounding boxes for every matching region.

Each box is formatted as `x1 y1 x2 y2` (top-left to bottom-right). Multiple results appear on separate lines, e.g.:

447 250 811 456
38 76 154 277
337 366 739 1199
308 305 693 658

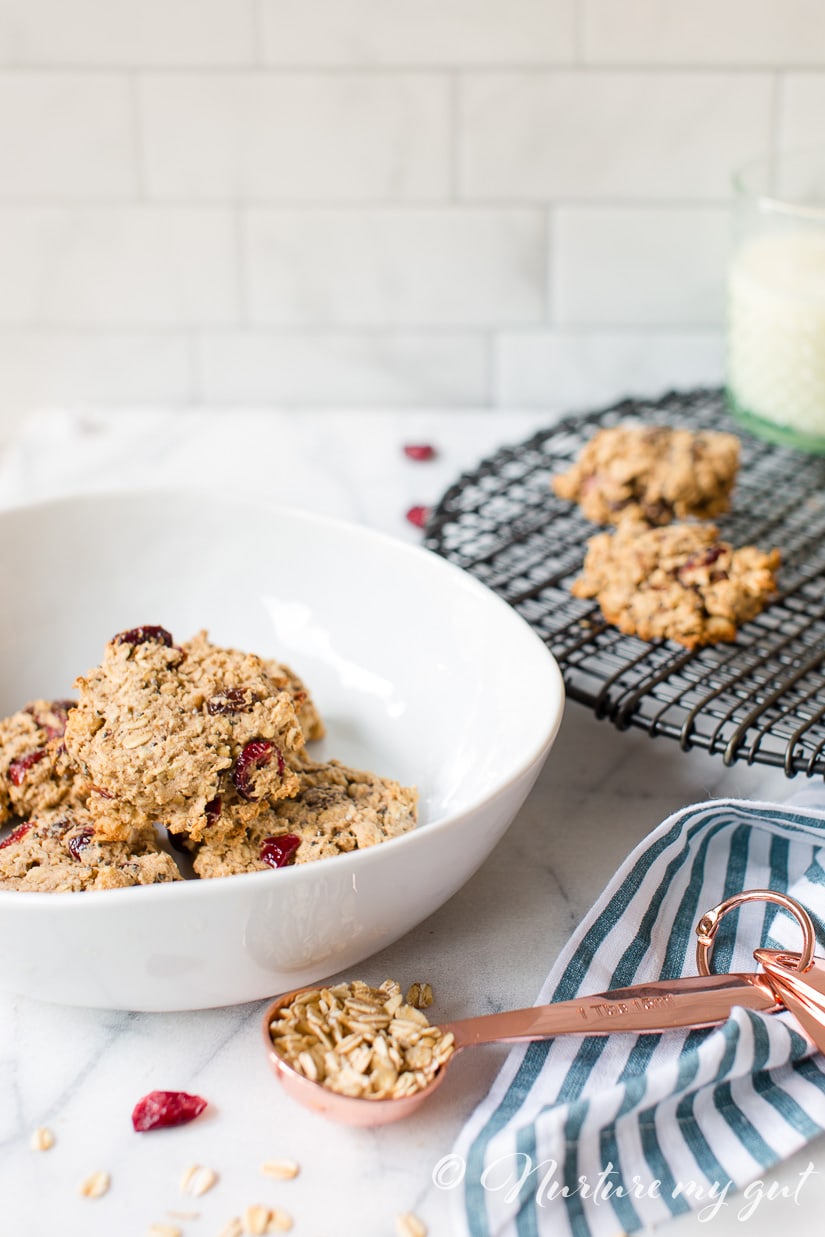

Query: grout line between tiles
0 62 820 73
186 331 203 403
545 206 555 327
449 72 460 201
234 209 249 326
129 72 146 200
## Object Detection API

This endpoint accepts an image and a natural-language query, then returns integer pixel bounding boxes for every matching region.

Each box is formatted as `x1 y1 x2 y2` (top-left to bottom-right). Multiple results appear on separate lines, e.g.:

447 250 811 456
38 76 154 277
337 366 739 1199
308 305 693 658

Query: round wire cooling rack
424 388 825 779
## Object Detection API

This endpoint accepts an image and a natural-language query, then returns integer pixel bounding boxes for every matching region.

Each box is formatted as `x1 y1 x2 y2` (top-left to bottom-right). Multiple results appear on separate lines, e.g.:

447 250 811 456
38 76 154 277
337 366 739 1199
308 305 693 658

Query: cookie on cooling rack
552 424 740 526
571 521 781 650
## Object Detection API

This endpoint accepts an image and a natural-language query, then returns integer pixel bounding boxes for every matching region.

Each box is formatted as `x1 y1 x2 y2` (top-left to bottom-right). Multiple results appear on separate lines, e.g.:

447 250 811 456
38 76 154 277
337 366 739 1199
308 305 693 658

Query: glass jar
726 149 825 453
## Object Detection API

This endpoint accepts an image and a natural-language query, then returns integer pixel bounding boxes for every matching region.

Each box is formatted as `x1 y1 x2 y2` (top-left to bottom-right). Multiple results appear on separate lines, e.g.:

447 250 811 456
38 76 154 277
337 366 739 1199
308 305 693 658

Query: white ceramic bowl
0 492 564 1010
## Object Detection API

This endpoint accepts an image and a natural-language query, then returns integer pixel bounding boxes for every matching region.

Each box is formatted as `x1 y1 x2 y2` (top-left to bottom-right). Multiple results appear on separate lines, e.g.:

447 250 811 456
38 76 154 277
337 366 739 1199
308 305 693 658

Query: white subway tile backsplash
244 209 545 326
0 0 256 66
0 332 191 411
554 207 730 327
139 73 450 201
261 0 577 66
460 72 773 201
0 2 817 418
0 74 135 199
779 73 825 147
196 332 487 404
494 330 725 408
583 0 825 66
0 209 237 325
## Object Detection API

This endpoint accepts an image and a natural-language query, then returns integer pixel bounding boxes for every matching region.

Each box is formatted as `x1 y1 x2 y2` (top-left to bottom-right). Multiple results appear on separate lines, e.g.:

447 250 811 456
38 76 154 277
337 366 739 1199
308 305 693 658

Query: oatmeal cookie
65 626 304 842
162 784 266 850
0 700 85 824
571 521 781 649
191 756 417 878
0 804 181 892
552 425 740 526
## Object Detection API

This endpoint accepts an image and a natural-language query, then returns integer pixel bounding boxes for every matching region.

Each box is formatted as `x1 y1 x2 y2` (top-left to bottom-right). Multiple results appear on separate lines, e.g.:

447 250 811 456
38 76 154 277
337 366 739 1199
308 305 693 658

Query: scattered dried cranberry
91 784 114 799
405 505 431 530
403 444 436 462
206 689 256 716
260 834 301 869
8 748 47 787
113 626 173 648
67 828 94 860
204 796 222 826
131 1090 207 1133
233 740 282 802
0 822 31 850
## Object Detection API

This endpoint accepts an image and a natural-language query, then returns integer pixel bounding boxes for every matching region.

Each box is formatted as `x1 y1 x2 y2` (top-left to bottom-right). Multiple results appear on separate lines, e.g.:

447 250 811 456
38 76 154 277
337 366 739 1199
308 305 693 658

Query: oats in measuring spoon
268 979 455 1100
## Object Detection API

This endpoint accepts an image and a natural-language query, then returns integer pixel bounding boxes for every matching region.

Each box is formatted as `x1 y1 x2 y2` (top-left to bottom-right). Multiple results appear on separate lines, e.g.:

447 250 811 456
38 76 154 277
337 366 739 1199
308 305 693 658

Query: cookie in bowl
0 804 181 892
188 756 417 878
65 626 307 843
0 700 85 824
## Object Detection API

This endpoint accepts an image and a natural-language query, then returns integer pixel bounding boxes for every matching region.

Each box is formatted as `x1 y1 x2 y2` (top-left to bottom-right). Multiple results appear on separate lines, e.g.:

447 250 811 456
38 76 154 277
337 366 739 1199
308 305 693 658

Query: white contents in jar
727 230 825 438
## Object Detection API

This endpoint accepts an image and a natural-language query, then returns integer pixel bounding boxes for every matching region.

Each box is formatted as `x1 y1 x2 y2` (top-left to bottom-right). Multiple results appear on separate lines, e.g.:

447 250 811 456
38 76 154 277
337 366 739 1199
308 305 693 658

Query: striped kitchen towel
451 796 825 1237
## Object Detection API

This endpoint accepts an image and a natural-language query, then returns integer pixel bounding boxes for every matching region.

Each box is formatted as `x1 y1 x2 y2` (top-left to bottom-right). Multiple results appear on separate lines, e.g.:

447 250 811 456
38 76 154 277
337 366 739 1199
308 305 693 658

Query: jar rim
733 147 825 222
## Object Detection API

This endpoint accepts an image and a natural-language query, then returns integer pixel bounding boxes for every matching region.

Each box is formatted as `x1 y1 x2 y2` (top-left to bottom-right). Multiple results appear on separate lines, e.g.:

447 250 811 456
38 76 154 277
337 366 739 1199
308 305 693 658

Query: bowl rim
0 487 565 908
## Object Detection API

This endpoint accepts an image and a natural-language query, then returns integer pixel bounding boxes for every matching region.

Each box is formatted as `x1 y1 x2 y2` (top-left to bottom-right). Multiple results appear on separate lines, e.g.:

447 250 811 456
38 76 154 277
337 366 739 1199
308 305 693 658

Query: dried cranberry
403 444 436 462
678 546 726 585
67 828 94 860
91 784 114 800
0 822 31 850
681 546 724 572
131 1090 207 1132
206 689 256 716
113 626 173 648
260 834 301 869
8 748 47 787
204 796 222 826
233 740 281 802
405 505 431 530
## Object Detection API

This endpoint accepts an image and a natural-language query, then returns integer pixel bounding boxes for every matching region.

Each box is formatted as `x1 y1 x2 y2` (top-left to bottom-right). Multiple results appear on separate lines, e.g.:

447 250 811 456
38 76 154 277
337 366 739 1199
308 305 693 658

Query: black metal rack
425 388 825 778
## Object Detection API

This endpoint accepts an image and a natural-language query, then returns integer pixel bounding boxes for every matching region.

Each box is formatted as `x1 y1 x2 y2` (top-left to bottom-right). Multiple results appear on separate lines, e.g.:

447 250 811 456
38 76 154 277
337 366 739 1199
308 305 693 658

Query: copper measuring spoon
261 889 820 1127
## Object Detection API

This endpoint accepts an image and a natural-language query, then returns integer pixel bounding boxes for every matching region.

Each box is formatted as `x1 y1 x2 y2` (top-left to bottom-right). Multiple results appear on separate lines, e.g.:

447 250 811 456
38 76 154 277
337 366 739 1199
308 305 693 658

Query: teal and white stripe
452 798 825 1236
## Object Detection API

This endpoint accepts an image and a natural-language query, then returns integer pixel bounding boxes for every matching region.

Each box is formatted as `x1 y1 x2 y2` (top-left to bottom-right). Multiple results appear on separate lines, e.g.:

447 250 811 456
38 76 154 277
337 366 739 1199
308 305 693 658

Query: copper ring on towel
695 889 816 977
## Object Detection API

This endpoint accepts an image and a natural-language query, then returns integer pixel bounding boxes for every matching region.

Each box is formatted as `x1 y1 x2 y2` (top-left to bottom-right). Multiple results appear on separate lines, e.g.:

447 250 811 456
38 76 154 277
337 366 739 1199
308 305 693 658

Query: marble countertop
1 407 824 1237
